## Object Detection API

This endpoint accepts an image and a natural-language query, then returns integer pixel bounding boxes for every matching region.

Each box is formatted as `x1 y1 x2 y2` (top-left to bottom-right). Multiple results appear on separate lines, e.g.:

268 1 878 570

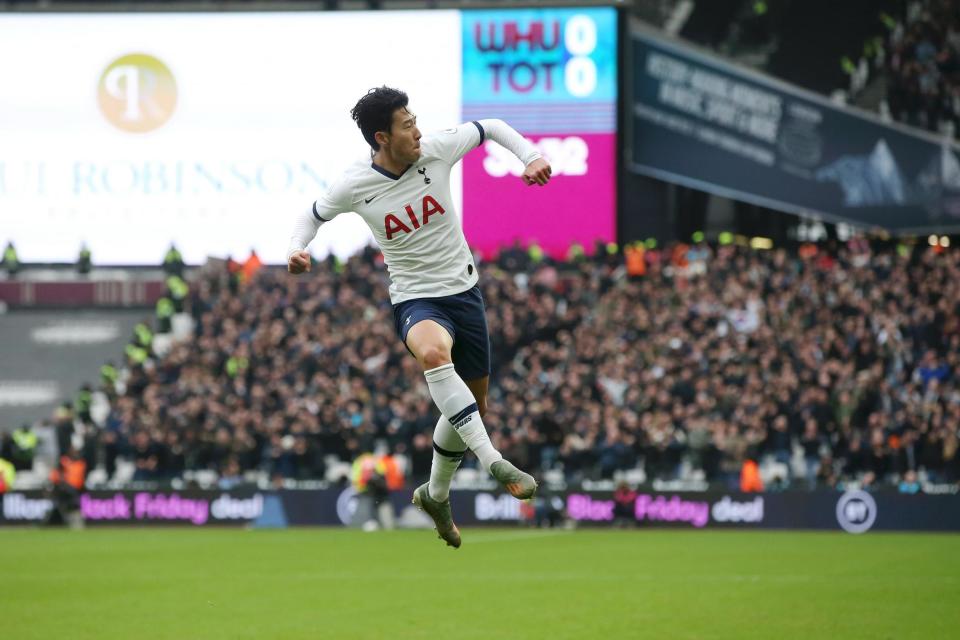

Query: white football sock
428 415 464 502
424 363 503 472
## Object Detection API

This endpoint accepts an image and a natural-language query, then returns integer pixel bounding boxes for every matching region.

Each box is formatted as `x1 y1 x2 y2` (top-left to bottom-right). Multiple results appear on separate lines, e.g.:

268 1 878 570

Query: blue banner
629 28 960 233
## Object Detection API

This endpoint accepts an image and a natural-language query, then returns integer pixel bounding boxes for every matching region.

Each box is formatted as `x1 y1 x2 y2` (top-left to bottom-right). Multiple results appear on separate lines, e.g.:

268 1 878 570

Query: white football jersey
313 123 485 304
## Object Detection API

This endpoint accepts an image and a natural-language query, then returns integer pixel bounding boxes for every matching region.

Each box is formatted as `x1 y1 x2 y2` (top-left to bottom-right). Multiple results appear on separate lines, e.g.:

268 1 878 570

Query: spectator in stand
131 431 160 482
2 425 37 471
163 243 185 277
2 240 19 276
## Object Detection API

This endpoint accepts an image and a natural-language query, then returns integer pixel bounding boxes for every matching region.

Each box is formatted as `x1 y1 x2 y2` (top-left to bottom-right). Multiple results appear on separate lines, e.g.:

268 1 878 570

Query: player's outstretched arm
476 118 551 187
287 179 349 274
287 204 324 275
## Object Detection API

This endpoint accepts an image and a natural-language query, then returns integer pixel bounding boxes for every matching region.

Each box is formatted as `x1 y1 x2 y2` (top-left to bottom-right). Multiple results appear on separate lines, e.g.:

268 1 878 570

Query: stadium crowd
37 236 960 492
884 0 960 135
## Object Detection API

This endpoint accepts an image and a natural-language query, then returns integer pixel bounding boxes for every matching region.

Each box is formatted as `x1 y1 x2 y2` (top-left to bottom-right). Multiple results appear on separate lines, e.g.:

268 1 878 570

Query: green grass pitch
3 527 958 639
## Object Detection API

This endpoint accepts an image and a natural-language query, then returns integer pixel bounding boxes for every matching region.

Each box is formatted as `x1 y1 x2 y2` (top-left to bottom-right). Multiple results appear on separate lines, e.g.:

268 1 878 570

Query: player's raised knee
419 347 452 370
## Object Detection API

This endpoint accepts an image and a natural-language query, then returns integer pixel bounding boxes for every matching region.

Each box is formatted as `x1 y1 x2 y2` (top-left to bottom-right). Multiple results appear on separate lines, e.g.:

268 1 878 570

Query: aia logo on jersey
384 195 445 240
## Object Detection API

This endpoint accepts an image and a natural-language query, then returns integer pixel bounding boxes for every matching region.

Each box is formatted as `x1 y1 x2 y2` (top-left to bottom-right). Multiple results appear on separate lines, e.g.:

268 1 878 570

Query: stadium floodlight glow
940 236 950 247
928 234 938 246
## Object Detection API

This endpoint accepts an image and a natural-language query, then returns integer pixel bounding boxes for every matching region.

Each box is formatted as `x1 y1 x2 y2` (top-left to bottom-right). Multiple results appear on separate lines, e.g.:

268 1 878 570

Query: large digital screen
461 8 618 258
0 9 618 265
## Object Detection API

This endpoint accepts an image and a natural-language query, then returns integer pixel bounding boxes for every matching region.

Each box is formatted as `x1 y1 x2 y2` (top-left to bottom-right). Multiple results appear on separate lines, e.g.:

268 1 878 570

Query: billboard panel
0 12 461 264
5 488 960 533
630 27 960 233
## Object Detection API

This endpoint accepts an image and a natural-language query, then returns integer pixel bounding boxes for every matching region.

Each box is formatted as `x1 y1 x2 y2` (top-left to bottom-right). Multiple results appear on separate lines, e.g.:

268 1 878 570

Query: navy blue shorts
393 285 491 381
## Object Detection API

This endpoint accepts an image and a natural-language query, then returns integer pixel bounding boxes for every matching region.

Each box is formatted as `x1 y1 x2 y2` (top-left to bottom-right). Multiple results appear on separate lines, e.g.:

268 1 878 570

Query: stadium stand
677 0 960 138
882 0 960 135
11 237 956 492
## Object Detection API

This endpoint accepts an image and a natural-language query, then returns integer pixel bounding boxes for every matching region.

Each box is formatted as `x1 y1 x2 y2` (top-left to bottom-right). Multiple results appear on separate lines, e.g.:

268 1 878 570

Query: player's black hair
350 86 409 151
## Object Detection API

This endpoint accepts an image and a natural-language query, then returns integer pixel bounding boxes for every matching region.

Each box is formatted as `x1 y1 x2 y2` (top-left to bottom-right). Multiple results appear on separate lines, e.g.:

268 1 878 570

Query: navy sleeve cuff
312 201 330 222
472 120 485 146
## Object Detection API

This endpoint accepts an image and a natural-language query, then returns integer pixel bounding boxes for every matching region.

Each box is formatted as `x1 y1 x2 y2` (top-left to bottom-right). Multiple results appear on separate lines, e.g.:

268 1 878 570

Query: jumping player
287 87 551 548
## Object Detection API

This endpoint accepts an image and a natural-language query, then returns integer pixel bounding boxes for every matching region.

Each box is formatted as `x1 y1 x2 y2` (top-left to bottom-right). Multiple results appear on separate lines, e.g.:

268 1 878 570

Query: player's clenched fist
287 250 311 274
522 158 552 187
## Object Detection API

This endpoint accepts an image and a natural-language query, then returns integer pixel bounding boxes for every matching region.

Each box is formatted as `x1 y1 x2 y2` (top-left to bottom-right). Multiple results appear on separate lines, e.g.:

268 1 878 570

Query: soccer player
287 86 551 548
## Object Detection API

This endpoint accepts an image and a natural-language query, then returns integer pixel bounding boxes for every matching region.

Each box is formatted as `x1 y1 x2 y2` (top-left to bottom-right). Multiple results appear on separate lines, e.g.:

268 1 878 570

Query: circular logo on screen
97 53 177 133
835 490 877 534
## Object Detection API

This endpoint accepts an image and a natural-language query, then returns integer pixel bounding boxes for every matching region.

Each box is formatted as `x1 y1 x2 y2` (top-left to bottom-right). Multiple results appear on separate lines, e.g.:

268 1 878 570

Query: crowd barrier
2 488 958 534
